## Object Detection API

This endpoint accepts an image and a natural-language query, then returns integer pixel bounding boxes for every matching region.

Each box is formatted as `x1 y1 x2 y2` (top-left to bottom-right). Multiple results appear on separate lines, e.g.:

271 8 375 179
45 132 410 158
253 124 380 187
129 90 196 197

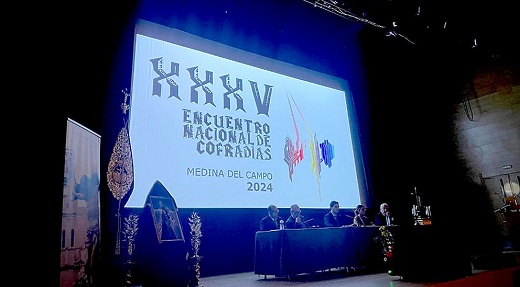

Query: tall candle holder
123 213 139 286
188 212 203 287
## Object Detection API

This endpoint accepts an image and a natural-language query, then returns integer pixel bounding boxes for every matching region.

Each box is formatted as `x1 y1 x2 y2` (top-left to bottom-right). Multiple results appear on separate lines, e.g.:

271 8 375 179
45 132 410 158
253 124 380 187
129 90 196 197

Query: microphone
341 214 354 218
302 218 314 224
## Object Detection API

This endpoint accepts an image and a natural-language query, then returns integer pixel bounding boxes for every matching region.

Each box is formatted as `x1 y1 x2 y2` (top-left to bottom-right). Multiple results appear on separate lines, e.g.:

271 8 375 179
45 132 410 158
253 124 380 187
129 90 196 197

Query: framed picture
149 196 185 242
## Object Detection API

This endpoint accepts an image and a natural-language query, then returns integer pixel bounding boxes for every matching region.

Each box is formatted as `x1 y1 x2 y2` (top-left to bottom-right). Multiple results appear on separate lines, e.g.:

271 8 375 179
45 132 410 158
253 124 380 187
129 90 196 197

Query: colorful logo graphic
283 92 335 200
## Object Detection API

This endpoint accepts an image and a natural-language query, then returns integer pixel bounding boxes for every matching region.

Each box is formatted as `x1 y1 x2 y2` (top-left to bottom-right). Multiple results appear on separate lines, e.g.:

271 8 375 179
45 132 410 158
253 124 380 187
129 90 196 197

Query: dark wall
357 23 504 255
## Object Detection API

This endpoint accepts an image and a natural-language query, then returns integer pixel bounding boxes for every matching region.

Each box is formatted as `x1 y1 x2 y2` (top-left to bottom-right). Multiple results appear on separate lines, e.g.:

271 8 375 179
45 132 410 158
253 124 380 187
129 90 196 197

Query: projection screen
126 19 363 209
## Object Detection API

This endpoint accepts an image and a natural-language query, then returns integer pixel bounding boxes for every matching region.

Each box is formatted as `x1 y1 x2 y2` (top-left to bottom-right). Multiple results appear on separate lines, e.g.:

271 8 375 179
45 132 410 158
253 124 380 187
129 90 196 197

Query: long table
254 226 385 276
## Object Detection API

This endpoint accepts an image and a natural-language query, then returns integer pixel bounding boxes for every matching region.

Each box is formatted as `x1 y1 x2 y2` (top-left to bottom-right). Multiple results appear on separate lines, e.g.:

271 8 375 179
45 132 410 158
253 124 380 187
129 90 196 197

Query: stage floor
199 266 519 287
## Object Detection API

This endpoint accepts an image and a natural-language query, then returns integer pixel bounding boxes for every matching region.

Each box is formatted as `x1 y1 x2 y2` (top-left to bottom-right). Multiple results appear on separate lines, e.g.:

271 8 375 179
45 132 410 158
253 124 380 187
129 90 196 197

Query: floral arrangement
188 212 203 286
378 226 394 262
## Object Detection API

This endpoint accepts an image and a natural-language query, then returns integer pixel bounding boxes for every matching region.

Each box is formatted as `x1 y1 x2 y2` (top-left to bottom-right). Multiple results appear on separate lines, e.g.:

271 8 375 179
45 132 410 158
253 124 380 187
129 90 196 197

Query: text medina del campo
187 168 272 180
150 58 274 160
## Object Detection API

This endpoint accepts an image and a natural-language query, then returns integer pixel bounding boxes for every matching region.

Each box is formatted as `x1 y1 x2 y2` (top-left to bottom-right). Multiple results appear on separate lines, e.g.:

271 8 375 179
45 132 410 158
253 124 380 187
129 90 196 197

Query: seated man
374 202 395 226
323 200 342 227
259 204 282 231
285 203 309 229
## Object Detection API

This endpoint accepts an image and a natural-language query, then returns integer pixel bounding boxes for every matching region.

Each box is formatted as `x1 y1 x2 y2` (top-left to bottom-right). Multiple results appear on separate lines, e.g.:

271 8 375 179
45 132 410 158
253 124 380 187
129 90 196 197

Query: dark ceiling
304 0 518 62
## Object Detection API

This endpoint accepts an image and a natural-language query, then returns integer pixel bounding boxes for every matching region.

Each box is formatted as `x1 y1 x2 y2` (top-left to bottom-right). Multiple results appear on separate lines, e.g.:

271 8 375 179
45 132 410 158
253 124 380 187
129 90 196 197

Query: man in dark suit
285 203 309 229
324 200 342 227
374 202 395 226
259 204 282 231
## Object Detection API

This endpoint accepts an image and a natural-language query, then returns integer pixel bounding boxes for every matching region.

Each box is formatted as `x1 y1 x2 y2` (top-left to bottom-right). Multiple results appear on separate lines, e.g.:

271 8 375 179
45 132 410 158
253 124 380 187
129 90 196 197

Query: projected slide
126 20 362 209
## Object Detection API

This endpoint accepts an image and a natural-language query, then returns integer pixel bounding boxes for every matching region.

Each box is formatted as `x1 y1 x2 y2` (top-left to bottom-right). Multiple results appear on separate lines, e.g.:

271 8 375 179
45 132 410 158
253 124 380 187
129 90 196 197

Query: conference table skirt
254 226 385 276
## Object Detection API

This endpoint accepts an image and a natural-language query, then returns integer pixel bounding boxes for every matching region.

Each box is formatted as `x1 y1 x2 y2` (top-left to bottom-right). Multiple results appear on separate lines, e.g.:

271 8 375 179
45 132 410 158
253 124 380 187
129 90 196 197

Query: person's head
267 204 279 218
380 203 390 215
355 204 366 215
290 204 301 218
329 200 339 215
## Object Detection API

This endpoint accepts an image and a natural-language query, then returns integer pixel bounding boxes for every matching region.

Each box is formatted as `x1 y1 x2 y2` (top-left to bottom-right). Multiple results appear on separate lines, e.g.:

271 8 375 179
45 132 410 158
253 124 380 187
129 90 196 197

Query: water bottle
279 219 284 230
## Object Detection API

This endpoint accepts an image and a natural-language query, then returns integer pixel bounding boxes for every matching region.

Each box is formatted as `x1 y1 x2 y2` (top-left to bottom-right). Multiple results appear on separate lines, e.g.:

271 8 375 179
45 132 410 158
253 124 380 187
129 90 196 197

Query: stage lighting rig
303 0 384 28
302 0 416 45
